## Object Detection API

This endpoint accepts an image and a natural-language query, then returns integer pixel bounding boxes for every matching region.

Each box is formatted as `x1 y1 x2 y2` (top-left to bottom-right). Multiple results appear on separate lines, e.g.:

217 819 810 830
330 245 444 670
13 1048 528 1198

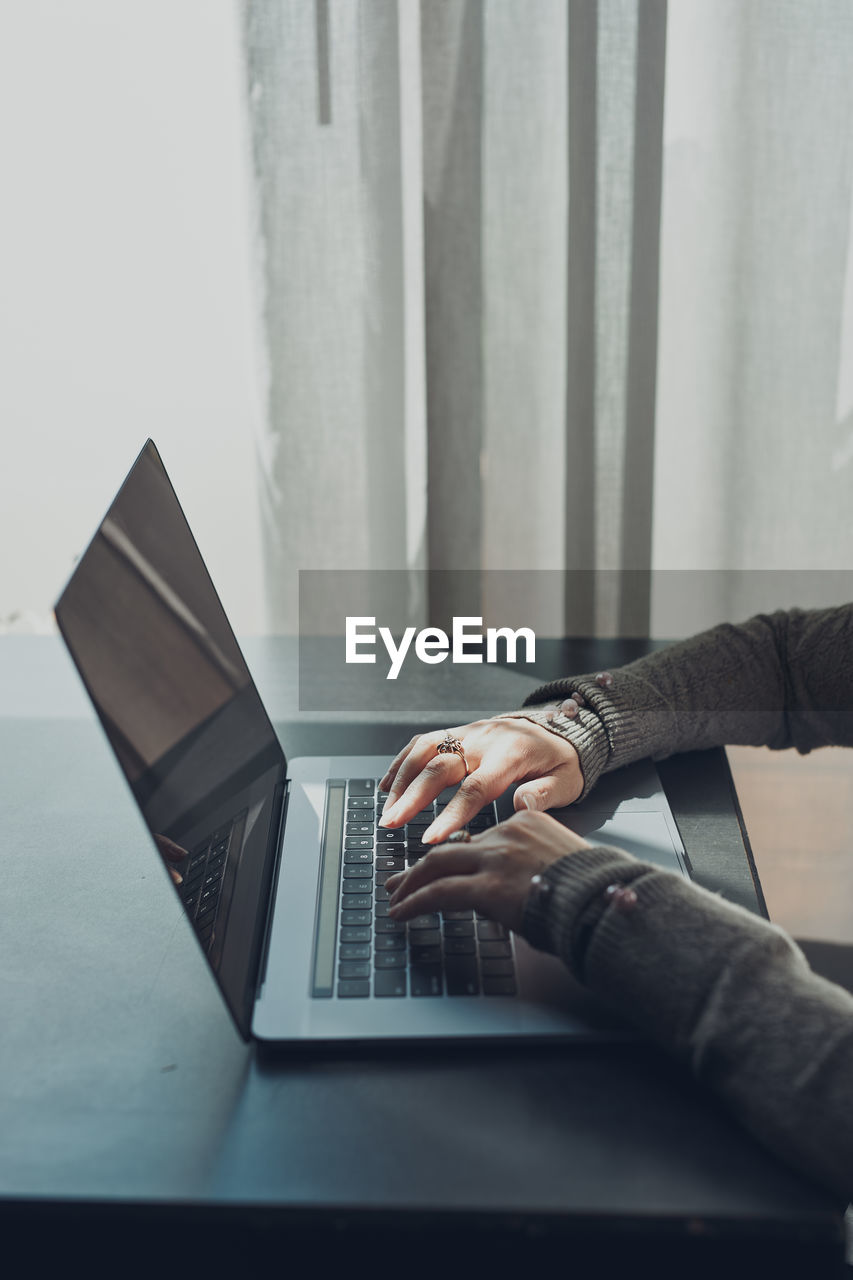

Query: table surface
0 637 844 1265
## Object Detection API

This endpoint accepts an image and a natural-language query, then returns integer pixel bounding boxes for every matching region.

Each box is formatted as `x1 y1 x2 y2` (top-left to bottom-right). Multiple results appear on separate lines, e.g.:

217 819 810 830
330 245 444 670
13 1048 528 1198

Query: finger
387 845 482 907
379 735 419 793
513 765 580 813
388 873 485 921
383 731 447 810
381 745 467 826
155 834 189 863
421 768 511 843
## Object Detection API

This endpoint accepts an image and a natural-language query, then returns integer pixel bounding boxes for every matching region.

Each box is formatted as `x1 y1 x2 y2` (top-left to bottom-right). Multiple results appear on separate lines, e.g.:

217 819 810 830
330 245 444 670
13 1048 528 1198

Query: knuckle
460 774 488 802
422 758 448 783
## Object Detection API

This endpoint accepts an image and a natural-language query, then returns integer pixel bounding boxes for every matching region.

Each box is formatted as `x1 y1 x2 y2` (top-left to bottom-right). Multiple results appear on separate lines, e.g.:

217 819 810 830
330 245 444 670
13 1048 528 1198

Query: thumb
514 768 579 813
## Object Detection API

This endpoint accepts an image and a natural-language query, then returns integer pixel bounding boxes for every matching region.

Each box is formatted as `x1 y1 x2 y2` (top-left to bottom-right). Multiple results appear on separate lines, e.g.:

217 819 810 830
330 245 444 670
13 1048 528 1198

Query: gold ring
435 731 469 776
447 829 472 843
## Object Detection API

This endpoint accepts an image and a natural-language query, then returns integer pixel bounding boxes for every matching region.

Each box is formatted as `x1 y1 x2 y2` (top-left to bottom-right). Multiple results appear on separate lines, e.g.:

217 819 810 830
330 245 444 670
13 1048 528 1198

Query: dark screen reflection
55 441 285 1038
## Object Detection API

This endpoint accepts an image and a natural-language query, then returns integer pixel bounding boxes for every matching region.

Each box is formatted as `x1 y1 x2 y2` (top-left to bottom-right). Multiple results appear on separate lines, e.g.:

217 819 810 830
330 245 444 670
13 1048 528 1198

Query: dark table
0 637 845 1275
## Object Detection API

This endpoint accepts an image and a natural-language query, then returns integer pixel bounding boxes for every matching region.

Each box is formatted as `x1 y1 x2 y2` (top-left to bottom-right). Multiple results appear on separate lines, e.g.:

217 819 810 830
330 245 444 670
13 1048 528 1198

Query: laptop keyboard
335 779 517 999
179 815 242 951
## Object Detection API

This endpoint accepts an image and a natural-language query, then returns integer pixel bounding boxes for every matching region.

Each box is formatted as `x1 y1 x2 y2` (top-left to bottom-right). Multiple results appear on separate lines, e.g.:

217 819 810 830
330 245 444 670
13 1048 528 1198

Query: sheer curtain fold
243 0 853 640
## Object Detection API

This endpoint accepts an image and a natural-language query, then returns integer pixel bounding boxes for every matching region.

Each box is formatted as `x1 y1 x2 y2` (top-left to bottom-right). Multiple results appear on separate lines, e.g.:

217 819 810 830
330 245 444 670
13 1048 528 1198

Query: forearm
503 605 853 799
523 847 853 1201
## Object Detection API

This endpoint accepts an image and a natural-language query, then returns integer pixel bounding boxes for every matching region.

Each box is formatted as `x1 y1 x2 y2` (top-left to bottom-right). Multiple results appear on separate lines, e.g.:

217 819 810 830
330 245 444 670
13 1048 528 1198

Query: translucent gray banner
297 569 853 714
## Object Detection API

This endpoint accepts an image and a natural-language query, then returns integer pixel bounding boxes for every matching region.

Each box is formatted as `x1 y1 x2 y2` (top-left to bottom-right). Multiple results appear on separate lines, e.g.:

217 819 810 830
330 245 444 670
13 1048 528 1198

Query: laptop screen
55 440 286 1039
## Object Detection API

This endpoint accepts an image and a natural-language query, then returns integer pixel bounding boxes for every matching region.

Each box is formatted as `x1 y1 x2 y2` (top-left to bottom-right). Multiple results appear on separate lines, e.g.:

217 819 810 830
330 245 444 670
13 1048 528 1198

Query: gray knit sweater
512 605 853 1202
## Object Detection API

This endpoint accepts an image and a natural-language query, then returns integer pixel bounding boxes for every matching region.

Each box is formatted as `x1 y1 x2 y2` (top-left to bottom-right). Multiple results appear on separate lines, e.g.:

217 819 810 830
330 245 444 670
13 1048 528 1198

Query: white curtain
652 0 853 632
242 0 853 639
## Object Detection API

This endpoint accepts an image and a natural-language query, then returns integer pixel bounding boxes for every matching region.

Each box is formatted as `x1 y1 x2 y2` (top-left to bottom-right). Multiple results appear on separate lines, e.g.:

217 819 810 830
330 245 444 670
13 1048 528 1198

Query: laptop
55 440 690 1043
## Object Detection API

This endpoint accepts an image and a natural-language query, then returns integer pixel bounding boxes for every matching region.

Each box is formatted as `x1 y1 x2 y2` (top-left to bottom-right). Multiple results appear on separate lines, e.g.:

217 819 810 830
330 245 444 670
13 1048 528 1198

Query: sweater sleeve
499 604 853 800
522 845 853 1202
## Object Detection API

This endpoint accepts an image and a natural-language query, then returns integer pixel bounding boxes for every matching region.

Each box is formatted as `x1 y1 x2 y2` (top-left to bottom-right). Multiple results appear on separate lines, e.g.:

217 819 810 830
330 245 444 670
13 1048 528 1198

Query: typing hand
385 809 590 932
154 834 189 886
379 718 583 844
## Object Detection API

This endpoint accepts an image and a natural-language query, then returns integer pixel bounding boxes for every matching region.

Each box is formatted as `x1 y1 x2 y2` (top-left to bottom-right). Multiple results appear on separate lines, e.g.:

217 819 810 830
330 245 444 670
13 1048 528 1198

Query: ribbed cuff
521 844 644 975
505 667 676 797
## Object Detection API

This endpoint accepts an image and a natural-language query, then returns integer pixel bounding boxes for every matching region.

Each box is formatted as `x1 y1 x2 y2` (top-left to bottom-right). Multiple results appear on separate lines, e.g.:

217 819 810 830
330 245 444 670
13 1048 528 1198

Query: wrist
521 845 644 975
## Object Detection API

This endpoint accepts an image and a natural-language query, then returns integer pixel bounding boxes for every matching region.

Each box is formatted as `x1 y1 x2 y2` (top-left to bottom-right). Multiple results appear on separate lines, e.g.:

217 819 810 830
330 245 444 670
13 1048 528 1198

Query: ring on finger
447 829 472 844
435 731 469 776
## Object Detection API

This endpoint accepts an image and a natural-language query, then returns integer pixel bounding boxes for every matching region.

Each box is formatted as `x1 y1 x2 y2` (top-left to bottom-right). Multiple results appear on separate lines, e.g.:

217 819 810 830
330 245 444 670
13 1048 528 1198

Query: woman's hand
379 717 583 843
385 809 591 932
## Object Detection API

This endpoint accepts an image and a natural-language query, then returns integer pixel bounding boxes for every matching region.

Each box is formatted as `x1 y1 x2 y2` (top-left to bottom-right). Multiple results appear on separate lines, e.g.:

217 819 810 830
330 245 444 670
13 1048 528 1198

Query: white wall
0 0 265 634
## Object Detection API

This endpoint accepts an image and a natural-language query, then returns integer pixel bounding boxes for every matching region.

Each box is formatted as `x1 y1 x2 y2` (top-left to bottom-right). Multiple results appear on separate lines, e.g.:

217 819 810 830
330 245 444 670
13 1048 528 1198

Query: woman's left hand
385 809 591 932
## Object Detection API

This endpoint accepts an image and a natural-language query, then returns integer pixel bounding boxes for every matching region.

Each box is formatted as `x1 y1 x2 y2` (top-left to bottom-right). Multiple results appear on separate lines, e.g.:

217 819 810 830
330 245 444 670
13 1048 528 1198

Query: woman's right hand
379 717 584 844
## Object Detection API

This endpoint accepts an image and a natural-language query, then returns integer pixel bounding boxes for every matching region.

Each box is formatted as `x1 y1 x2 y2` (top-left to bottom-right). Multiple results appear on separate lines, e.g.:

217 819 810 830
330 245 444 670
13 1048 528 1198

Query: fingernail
522 793 538 811
421 823 437 842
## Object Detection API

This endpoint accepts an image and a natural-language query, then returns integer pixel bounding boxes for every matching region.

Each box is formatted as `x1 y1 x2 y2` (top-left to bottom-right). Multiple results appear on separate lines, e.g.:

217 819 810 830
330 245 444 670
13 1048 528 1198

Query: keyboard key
409 944 441 966
344 850 373 865
347 781 375 795
477 921 508 940
340 909 371 926
377 829 405 844
374 871 397 887
442 937 475 956
443 910 474 921
341 895 372 911
342 879 373 895
410 965 443 997
344 837 374 851
339 943 370 961
407 929 440 948
374 886 390 902
478 940 512 959
344 864 374 879
339 926 371 943
183 863 206 889
408 913 440 930
483 977 517 996
338 980 370 997
348 797 375 810
375 934 406 951
375 855 405 871
374 969 407 997
373 902 391 917
338 961 370 980
196 902 217 927
445 958 480 996
443 921 474 938
346 823 374 836
375 918 406 934
374 952 407 969
481 958 515 977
